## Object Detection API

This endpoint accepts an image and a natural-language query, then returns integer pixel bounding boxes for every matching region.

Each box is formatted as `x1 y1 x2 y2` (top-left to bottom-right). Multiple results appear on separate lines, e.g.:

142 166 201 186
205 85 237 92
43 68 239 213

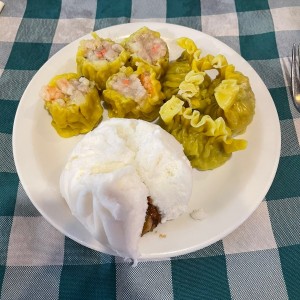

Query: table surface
1 1 300 299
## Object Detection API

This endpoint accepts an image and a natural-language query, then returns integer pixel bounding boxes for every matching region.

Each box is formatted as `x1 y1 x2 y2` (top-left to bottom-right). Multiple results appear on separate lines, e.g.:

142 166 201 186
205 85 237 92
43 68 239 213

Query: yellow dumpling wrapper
161 37 217 103
162 60 191 100
214 79 240 110
159 96 247 170
43 73 103 138
161 37 198 99
192 53 228 72
159 95 183 123
205 64 256 135
178 70 205 99
177 37 198 57
177 70 213 110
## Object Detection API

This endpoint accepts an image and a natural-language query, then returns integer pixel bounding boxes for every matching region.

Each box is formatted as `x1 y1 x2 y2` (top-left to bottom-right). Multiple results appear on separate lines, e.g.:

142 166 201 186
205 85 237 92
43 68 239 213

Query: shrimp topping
41 77 94 106
139 72 153 95
41 86 64 102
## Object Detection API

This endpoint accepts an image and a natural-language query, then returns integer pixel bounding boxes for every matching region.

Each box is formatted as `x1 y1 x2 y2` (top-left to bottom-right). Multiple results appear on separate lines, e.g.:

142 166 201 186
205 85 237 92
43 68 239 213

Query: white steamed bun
60 118 193 260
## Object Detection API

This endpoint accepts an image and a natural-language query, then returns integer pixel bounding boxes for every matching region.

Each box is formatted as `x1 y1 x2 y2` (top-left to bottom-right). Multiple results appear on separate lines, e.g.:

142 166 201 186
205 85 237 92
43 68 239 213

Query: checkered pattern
1 0 300 299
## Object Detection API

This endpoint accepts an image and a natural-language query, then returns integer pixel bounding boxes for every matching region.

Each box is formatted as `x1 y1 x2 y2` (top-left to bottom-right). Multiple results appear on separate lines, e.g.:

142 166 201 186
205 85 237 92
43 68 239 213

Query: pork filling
109 73 148 104
82 39 124 62
126 33 167 65
141 197 161 236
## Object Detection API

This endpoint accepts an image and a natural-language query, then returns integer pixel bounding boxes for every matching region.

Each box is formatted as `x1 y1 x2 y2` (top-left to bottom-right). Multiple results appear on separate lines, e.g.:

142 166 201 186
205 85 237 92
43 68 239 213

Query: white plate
12 22 281 260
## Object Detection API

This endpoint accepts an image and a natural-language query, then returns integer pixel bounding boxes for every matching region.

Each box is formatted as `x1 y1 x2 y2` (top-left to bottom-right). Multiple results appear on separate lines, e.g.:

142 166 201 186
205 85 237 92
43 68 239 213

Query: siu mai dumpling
122 27 169 78
41 73 103 138
76 33 130 90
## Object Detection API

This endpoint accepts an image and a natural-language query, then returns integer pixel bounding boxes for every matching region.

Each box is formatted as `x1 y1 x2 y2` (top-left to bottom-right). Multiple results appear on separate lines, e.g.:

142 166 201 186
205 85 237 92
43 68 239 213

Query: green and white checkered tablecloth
1 0 300 299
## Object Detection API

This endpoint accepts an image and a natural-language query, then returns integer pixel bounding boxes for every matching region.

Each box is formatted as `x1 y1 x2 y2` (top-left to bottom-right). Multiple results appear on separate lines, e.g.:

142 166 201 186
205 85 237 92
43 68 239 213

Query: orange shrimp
151 43 160 54
42 86 64 101
122 78 131 86
95 48 107 58
56 78 70 92
139 73 153 94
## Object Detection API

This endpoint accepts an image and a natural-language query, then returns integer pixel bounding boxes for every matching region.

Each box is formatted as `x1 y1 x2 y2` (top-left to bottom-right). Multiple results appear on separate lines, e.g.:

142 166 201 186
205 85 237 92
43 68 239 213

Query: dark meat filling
141 197 161 236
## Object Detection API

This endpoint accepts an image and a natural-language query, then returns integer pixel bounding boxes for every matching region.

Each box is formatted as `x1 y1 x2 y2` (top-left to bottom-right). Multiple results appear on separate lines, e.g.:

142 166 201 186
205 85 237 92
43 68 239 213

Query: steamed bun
60 118 193 260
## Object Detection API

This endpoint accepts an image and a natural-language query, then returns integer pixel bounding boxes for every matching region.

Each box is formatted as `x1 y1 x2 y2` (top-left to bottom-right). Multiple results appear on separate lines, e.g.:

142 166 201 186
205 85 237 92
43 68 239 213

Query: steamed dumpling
41 73 103 138
76 33 130 90
103 64 165 121
122 27 169 78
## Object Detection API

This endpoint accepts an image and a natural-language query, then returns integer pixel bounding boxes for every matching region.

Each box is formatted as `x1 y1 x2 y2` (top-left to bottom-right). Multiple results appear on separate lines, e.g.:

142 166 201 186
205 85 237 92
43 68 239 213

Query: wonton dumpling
159 96 247 170
162 37 255 135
